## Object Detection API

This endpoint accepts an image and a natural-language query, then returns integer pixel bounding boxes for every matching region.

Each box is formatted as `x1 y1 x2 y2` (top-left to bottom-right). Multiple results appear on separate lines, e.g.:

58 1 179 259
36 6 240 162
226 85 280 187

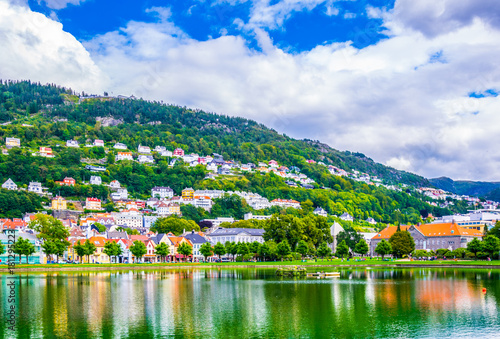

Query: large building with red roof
370 223 483 256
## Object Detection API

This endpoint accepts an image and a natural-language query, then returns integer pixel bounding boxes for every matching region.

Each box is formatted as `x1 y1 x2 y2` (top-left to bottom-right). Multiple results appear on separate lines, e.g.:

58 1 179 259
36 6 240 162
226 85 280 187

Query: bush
436 248 449 258
243 254 253 262
235 255 243 262
292 252 302 261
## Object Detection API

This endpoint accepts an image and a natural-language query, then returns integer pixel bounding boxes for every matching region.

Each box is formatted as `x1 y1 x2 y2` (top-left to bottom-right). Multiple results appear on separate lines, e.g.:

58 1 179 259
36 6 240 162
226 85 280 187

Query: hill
0 80 464 225
429 177 500 197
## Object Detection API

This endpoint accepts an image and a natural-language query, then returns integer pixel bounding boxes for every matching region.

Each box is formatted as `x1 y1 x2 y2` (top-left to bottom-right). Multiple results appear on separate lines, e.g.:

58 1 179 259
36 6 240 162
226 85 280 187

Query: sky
1 0 500 181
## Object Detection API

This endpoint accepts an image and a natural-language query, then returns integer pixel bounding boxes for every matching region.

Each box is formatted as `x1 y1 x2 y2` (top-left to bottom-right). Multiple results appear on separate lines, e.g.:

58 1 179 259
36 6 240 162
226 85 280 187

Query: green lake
1 268 500 338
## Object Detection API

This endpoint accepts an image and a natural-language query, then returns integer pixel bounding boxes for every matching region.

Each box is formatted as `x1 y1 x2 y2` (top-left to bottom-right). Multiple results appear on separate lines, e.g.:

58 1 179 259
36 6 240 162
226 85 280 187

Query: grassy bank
2 258 500 272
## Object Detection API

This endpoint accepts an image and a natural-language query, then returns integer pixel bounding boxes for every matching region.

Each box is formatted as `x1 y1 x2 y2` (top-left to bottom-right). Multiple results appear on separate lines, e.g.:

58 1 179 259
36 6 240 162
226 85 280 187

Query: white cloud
0 1 106 92
3 0 500 181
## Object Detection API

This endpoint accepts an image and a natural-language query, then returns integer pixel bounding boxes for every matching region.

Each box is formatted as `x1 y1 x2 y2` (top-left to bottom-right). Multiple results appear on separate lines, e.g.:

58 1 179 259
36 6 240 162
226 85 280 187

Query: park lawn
5 258 500 270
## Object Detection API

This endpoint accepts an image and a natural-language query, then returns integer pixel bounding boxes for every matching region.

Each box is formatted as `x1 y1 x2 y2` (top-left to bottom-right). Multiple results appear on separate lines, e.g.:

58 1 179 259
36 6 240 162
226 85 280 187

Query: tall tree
317 242 332 259
354 239 369 257
130 241 147 263
466 238 483 258
389 231 415 258
83 240 97 263
213 242 226 259
375 239 392 259
482 235 500 258
177 242 193 262
199 242 213 262
296 240 309 259
277 240 291 261
155 243 169 263
335 240 349 259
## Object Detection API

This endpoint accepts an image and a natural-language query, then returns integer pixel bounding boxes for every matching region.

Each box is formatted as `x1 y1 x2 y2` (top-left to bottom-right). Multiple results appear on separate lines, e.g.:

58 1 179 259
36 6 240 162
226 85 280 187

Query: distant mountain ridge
429 177 500 197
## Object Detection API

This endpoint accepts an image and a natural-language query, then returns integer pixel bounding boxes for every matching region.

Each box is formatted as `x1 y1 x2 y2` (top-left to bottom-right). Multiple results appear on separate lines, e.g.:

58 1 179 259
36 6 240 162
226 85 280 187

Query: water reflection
1 268 500 338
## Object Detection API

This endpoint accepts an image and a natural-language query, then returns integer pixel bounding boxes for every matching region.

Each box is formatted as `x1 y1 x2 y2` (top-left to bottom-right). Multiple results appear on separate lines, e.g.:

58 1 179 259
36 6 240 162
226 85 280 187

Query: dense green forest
0 80 468 223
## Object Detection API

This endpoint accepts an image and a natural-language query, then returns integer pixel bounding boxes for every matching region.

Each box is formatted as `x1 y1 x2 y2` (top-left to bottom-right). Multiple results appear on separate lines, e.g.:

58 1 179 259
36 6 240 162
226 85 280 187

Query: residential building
154 146 166 153
208 228 265 245
94 139 105 147
313 207 328 217
194 190 225 199
339 212 354 222
85 198 102 210
160 150 173 157
56 177 76 186
113 209 143 228
271 199 301 209
0 231 42 264
151 186 174 199
184 230 210 260
110 188 128 201
69 236 110 263
201 217 235 229
155 202 181 216
114 142 127 150
109 180 121 189
366 217 377 225
193 196 213 211
138 155 154 164
173 148 185 157
5 137 20 148
138 145 151 154
90 176 102 185
182 188 195 199
243 213 272 221
167 236 193 262
116 152 133 161
144 216 159 228
51 196 67 210
66 140 79 147
2 178 18 190
28 182 43 194
39 147 53 157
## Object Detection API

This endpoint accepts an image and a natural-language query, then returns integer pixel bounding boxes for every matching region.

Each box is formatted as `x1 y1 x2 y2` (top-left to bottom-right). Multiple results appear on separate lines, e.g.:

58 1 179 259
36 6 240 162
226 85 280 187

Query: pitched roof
372 225 411 240
210 228 265 236
184 233 208 244
418 223 483 237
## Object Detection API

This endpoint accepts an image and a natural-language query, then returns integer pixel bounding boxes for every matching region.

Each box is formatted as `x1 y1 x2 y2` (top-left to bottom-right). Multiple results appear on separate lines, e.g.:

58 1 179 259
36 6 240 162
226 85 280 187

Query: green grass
4 258 500 271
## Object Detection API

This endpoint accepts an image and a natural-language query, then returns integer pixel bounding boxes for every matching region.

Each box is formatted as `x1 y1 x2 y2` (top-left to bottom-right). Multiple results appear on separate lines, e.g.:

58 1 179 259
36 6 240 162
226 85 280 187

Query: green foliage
389 231 415 258
83 240 97 262
237 242 250 256
0 242 4 255
467 238 483 258
103 241 122 262
13 238 36 263
296 240 309 258
277 240 292 259
375 239 392 259
482 235 500 257
155 242 170 262
263 215 332 249
335 240 349 259
337 226 362 250
412 249 430 258
199 242 213 260
94 222 106 233
0 189 43 218
213 242 226 258
129 240 147 261
151 215 200 235
177 242 193 259
354 239 369 257
317 242 332 258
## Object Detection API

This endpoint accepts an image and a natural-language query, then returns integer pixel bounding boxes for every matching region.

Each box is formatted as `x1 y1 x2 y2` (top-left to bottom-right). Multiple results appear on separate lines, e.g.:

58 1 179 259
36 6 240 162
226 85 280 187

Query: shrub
235 255 243 262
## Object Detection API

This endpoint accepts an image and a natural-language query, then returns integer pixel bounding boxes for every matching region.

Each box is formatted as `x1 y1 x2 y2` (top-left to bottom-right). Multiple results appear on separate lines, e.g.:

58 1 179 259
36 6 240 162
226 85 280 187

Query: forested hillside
429 177 500 198
0 80 465 224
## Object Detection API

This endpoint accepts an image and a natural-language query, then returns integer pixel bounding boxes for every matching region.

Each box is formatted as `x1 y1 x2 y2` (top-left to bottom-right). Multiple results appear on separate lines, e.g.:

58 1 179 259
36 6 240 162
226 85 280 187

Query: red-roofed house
85 198 102 210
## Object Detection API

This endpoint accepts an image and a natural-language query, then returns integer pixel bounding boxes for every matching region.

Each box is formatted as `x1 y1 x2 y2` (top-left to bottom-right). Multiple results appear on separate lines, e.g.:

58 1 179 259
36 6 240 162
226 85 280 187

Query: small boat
307 272 340 278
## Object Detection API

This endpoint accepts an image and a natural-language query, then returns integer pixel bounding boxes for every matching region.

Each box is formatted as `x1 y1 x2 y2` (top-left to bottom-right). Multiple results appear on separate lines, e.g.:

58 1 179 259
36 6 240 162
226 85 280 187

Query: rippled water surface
1 268 500 338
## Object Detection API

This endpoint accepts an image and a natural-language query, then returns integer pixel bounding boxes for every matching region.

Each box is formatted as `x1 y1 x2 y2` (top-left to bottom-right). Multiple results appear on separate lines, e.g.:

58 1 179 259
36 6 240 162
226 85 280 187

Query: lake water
1 267 500 338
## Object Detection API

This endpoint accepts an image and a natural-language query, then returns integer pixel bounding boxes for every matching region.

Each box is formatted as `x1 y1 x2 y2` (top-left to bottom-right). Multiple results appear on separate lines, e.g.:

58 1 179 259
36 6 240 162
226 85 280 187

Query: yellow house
69 236 111 263
52 196 67 210
182 188 194 199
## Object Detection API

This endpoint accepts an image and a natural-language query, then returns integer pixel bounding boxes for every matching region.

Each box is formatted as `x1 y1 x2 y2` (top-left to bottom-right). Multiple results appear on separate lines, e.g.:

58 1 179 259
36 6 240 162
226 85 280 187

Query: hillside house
2 178 18 191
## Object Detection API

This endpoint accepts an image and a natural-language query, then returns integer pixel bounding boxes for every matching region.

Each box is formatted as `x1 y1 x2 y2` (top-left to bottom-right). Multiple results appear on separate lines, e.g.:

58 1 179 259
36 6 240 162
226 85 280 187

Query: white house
138 145 151 154
154 146 166 153
109 180 121 189
114 143 127 150
66 140 79 148
160 150 173 157
28 182 43 194
313 207 328 217
5 137 20 148
2 178 17 190
193 196 213 211
339 212 354 222
151 187 174 199
94 139 105 147
138 155 154 164
244 213 272 221
90 176 102 185
116 152 133 161
271 199 301 209
208 228 265 245
111 188 128 201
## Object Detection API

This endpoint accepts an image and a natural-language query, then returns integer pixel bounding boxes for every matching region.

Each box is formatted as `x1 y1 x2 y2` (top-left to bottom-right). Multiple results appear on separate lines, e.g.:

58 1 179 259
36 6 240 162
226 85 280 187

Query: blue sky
2 0 500 181
28 0 393 51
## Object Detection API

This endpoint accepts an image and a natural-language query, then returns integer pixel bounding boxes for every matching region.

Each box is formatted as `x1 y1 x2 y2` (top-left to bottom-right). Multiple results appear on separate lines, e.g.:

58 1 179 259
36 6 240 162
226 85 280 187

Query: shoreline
2 262 500 272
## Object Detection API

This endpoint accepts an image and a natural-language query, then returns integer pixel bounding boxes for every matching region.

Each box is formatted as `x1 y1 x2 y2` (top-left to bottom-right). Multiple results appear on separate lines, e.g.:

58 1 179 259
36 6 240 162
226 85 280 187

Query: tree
93 222 106 233
389 230 415 258
104 241 122 263
151 216 200 235
482 235 500 258
249 241 261 256
317 242 332 259
487 221 500 238
354 239 369 257
296 240 308 259
30 214 70 262
155 243 170 263
237 242 250 257
130 241 147 263
13 238 35 263
0 242 4 255
335 240 349 259
177 242 193 262
199 242 213 262
375 239 392 259
213 242 226 259
73 242 87 263
336 227 362 251
83 239 97 263
41 240 57 262
228 241 239 261
259 242 271 261
277 240 291 261
467 238 483 258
